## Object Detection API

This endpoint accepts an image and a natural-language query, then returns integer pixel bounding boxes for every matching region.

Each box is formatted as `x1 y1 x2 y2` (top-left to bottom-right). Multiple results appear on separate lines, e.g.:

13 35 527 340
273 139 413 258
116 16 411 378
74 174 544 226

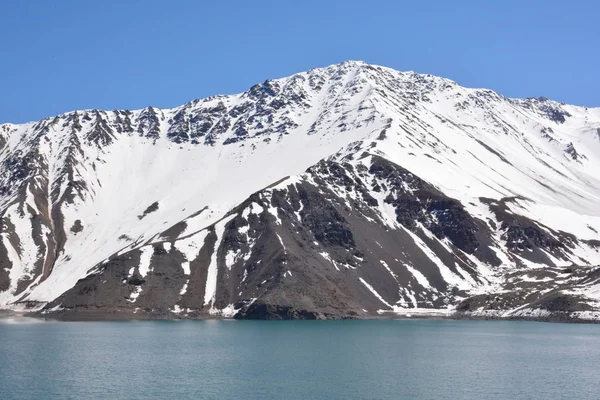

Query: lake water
0 318 599 400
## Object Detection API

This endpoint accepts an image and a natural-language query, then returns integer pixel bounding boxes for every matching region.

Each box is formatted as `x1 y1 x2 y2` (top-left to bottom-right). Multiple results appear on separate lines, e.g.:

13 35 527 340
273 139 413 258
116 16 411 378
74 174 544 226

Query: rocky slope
1 61 599 322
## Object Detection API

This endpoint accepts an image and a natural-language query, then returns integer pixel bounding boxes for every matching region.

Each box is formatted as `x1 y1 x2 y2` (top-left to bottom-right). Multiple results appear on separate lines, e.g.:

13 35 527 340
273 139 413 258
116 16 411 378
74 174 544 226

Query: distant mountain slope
1 61 599 321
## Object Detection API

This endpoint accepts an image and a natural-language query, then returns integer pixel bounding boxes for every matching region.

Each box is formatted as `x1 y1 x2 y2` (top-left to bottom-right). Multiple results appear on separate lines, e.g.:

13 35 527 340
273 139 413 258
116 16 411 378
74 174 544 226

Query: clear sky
1 0 598 124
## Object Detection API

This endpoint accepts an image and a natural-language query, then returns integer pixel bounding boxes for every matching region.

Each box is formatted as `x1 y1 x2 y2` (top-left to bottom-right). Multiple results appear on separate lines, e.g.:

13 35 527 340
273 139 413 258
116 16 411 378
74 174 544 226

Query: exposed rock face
1 61 599 322
456 265 600 322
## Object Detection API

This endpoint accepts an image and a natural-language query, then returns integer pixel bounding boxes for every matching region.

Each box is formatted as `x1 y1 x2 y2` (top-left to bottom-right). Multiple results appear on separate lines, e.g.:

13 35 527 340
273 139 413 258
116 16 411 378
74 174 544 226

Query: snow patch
204 215 236 306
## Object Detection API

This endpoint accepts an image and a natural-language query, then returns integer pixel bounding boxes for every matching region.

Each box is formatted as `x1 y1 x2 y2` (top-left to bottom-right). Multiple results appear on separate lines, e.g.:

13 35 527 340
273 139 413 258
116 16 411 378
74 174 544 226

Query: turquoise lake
1 318 599 400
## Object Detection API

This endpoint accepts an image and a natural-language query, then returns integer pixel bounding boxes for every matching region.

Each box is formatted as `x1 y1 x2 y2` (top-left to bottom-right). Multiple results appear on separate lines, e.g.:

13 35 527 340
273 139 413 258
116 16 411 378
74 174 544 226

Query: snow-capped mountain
1 61 599 321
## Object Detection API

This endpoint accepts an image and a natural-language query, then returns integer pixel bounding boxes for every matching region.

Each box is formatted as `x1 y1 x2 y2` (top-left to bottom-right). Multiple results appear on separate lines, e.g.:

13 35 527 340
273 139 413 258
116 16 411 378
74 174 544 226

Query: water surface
1 318 599 400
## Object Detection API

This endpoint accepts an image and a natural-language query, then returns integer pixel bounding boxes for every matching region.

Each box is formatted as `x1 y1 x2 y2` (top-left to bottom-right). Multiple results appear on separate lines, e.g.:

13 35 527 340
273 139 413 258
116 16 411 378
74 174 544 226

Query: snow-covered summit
0 62 599 320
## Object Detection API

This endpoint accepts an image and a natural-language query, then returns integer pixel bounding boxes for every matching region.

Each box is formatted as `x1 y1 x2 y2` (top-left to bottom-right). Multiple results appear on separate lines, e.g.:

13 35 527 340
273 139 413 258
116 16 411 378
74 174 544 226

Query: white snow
204 215 236 307
171 304 184 313
128 286 142 303
179 283 188 296
359 277 393 308
401 226 472 290
319 251 340 271
265 199 282 225
1 60 599 310
225 250 239 270
275 233 286 251
137 246 154 278
405 263 435 291
380 260 398 282
379 307 453 317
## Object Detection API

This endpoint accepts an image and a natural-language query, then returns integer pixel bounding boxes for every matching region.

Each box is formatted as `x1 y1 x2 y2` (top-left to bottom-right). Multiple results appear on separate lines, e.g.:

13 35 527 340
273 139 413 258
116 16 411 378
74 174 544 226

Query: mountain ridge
1 61 599 321
3 60 598 129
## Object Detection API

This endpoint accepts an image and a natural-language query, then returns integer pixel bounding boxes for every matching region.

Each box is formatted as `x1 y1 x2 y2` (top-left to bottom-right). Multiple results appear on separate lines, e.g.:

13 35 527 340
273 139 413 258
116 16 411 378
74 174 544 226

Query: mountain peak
1 62 599 321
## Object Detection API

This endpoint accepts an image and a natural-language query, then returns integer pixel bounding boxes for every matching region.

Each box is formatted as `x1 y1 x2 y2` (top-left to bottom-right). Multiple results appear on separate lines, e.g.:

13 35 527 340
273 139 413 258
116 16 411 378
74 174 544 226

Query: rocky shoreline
1 306 597 324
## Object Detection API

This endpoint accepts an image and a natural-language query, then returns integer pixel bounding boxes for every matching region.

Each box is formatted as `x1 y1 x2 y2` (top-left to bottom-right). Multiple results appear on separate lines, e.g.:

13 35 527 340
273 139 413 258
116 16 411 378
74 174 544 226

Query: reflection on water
0 316 48 324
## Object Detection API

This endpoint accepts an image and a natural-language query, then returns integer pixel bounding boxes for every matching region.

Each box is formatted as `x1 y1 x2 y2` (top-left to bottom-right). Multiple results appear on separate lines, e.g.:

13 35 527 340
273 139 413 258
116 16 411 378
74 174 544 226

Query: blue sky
1 0 598 124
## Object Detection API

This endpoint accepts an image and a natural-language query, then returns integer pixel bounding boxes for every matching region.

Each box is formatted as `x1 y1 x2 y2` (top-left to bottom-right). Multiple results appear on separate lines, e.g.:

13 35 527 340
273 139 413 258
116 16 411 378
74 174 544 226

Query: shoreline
1 308 599 324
